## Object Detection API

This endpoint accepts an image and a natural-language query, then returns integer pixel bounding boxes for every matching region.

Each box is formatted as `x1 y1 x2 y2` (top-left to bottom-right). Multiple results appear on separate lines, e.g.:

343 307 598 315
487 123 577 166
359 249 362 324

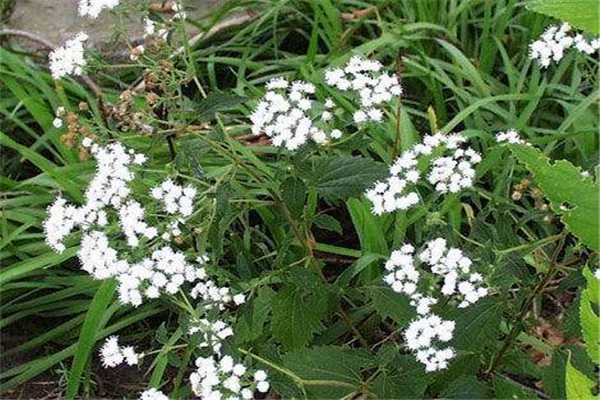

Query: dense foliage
1 0 598 399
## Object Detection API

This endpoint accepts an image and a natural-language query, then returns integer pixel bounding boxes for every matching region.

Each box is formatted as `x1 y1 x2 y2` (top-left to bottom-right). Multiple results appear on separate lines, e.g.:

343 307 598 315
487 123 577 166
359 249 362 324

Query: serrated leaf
580 268 599 363
313 214 342 235
272 286 329 349
449 298 502 352
235 286 275 344
527 0 599 34
565 354 596 400
372 348 431 399
305 155 387 201
282 346 374 399
440 375 493 399
509 144 599 250
280 177 306 219
369 286 415 325
494 375 539 399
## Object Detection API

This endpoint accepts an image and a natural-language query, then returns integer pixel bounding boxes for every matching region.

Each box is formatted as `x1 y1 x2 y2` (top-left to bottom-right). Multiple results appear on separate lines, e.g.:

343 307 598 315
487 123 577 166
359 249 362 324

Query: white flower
496 129 529 145
49 32 88 79
190 354 269 398
382 238 489 371
151 180 197 217
250 78 342 150
140 388 169 400
324 56 401 124
78 0 119 18
53 117 63 129
100 336 140 368
529 23 599 67
365 133 479 215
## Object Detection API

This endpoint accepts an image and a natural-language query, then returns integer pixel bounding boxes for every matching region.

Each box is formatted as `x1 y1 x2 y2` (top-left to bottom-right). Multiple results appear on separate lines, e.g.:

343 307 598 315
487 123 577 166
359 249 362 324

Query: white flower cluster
99 336 140 367
325 56 402 124
119 200 158 246
49 32 88 79
405 314 455 372
78 0 119 18
250 78 338 150
43 140 229 308
151 179 196 217
118 246 209 305
419 238 488 308
190 354 269 400
43 140 146 253
191 278 246 310
190 318 234 354
78 231 210 306
495 129 529 145
428 146 480 194
366 133 480 215
382 238 489 371
530 23 600 67
140 388 169 400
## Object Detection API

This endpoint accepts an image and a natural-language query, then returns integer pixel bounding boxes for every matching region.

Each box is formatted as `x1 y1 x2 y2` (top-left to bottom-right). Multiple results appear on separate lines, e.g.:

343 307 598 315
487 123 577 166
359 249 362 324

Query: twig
131 10 258 93
341 6 377 21
485 232 567 376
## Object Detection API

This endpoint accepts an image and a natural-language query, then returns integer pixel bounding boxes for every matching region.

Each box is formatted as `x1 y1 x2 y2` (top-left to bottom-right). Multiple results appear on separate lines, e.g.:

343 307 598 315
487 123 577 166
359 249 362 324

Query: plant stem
485 232 566 376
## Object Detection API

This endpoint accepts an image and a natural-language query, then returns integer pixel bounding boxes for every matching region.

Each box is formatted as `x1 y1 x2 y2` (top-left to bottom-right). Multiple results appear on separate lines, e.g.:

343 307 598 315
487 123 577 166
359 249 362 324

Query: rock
5 0 222 51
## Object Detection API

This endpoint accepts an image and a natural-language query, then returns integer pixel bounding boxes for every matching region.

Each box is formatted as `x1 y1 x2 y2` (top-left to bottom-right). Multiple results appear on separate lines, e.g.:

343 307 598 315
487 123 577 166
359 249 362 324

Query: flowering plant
0 0 598 399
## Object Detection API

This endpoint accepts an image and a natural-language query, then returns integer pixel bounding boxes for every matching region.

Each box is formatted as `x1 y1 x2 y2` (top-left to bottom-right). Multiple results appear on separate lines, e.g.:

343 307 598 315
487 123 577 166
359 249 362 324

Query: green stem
485 232 566 376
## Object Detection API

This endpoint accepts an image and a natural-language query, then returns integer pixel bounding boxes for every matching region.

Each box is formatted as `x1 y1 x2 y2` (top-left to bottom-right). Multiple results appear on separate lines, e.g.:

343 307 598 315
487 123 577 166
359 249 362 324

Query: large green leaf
304 155 387 201
235 286 275 344
271 285 329 349
282 346 375 399
449 298 502 352
527 0 599 34
565 355 596 399
509 144 599 250
368 286 415 325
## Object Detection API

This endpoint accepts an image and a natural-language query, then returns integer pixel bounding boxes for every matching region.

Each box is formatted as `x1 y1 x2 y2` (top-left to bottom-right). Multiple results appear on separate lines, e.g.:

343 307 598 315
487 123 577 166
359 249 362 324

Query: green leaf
527 0 599 34
494 375 539 399
0 130 83 202
509 144 599 250
282 346 374 399
65 279 117 399
335 253 386 288
0 247 79 285
235 286 275 343
372 347 431 399
440 375 493 399
305 155 387 201
313 214 342 235
346 198 388 256
449 298 502 352
280 177 307 219
368 286 415 325
565 353 596 400
182 92 247 122
580 268 599 363
271 285 329 349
